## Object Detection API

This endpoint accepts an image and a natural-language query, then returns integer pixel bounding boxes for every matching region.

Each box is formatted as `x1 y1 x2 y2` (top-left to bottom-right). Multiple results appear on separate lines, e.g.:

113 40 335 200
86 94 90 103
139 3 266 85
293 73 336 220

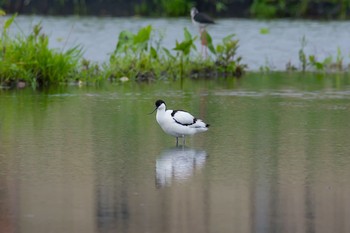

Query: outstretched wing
171 110 197 126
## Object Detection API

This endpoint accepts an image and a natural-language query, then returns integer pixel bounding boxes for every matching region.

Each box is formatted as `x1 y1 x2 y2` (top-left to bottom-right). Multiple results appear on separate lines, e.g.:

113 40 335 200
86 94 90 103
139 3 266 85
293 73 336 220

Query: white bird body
153 100 209 145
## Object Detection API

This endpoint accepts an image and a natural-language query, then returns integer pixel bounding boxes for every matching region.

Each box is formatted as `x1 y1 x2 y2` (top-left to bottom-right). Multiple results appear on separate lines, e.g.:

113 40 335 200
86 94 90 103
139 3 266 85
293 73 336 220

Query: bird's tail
191 119 209 131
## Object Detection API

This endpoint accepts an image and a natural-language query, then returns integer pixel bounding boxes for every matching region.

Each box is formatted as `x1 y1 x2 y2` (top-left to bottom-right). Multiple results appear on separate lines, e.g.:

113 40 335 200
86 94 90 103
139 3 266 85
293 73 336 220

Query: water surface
1 73 350 233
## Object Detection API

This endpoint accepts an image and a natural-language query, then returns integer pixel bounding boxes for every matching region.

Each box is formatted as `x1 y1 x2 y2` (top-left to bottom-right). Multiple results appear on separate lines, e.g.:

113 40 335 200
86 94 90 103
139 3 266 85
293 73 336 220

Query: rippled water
6 15 350 70
1 73 350 233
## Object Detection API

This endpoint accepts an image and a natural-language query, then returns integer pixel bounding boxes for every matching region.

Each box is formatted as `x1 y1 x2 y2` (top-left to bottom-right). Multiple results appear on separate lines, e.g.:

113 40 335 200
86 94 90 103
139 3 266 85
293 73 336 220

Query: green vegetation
250 0 278 19
284 36 348 73
0 14 82 88
135 0 192 16
0 15 246 89
1 14 349 89
105 26 245 82
249 0 350 19
257 35 350 73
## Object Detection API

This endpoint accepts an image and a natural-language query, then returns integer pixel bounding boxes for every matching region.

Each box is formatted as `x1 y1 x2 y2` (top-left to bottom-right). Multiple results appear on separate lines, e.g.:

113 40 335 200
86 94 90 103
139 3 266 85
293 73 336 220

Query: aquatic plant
0 13 247 89
173 27 197 79
108 25 160 82
299 36 307 72
293 37 348 73
307 49 346 72
0 15 82 88
259 27 270 35
106 25 246 82
214 34 246 77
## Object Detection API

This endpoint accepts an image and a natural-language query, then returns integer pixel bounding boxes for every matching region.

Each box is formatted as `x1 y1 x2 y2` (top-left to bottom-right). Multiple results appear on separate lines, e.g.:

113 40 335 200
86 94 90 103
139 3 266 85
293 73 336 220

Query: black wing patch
193 13 215 24
171 110 178 117
174 118 197 126
171 110 197 126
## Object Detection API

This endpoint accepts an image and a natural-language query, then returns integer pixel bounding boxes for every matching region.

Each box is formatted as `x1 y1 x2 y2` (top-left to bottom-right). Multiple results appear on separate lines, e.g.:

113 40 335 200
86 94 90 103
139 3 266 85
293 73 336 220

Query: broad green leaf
133 25 152 52
184 27 192 41
116 30 134 52
205 31 216 55
134 25 152 44
173 39 193 55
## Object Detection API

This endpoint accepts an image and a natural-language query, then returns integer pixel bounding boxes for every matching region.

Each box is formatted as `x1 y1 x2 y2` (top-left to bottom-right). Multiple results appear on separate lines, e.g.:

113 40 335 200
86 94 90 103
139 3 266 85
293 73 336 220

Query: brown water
1 73 350 233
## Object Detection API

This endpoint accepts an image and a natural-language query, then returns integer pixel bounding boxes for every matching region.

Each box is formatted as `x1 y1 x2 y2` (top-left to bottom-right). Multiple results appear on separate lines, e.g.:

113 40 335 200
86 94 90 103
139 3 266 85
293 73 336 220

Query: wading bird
150 100 209 146
190 7 215 57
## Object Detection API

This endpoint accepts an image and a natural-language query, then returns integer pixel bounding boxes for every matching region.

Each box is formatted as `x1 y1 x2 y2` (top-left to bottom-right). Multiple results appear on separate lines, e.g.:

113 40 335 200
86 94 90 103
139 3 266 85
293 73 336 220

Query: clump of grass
0 15 82 88
106 25 246 82
285 36 349 73
213 34 247 77
106 25 161 82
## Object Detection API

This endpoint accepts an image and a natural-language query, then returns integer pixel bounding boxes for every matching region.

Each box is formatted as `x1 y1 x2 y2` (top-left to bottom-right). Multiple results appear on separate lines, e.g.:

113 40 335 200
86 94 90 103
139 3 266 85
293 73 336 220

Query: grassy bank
0 15 349 89
0 15 246 88
0 14 82 88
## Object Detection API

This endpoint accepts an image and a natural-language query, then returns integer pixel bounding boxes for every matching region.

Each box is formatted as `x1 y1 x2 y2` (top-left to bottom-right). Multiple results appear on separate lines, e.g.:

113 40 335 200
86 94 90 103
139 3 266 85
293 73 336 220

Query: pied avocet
150 100 209 146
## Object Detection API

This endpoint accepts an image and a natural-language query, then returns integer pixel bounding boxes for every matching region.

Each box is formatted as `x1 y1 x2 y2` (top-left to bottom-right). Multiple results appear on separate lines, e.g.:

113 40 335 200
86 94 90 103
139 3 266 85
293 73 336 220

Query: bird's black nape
148 100 165 115
155 100 165 107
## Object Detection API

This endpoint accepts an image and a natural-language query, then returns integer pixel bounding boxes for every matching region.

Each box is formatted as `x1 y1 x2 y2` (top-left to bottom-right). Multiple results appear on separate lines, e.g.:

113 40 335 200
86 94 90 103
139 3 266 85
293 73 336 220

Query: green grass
0 15 82 88
0 15 246 89
107 26 246 81
1 14 349 90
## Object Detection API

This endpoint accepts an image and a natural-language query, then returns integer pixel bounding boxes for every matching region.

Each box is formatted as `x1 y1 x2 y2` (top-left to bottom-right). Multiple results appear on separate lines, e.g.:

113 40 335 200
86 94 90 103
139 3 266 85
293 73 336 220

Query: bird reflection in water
155 147 207 188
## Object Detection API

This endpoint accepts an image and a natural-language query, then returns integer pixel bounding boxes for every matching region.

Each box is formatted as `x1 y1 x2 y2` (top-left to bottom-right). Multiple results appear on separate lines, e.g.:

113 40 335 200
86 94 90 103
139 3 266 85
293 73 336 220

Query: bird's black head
148 100 165 115
155 100 165 108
